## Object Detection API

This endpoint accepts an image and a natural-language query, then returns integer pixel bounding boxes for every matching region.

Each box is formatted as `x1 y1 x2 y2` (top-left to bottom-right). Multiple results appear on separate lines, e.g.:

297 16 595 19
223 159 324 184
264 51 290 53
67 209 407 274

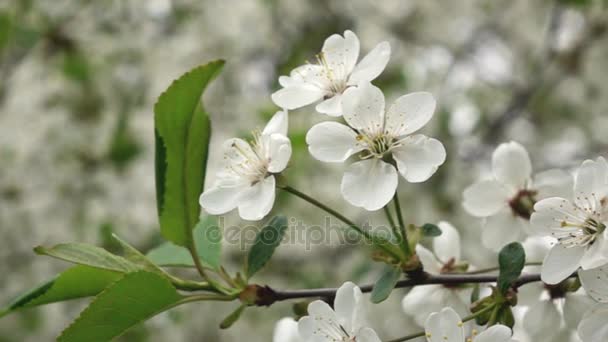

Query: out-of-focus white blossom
424 307 516 342
577 304 608 342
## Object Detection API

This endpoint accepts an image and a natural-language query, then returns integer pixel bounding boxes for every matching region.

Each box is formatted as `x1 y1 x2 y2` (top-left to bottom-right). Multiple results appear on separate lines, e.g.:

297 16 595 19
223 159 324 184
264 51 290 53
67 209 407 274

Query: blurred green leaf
34 243 139 273
421 223 442 237
370 266 401 303
0 266 121 318
146 216 222 269
58 272 183 342
497 242 525 293
154 60 224 247
219 304 246 329
107 112 141 169
246 216 288 278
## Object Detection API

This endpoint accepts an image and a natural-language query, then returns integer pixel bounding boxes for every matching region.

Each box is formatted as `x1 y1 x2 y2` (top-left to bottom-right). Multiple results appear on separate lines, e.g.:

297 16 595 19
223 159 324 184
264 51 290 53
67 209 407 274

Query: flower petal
463 180 510 217
315 94 343 117
321 30 360 77
266 134 292 173
481 210 525 251
433 221 461 263
579 265 608 303
392 134 446 183
273 317 301 342
580 234 608 270
341 159 397 211
563 292 597 329
533 168 573 200
573 157 608 209
424 307 464 342
578 304 608 342
541 244 584 284
271 84 325 110
416 245 441 274
306 122 361 162
384 92 436 137
199 184 244 215
341 82 385 132
530 197 581 236
334 282 364 333
523 300 561 339
348 41 391 85
475 325 513 342
492 141 532 190
355 327 382 342
237 176 276 221
263 110 288 137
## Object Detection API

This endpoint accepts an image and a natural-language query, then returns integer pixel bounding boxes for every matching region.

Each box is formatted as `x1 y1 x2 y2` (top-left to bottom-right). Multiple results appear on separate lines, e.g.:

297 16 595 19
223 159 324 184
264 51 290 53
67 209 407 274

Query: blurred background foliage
0 0 607 341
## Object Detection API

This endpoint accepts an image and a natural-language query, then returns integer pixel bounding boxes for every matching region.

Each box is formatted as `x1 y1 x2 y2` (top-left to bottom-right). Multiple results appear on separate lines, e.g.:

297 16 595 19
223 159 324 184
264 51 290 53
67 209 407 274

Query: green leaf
34 243 139 273
219 304 246 329
421 223 442 237
497 242 526 293
146 216 222 269
59 271 183 342
154 60 224 247
370 266 401 303
111 234 173 279
246 216 288 278
0 266 121 318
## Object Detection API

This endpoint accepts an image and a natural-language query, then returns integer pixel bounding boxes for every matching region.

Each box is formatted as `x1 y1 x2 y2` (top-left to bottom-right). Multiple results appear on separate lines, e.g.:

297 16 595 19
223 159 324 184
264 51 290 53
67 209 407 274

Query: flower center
226 133 269 185
508 189 537 220
316 52 348 96
356 133 401 159
558 216 606 248
313 316 352 341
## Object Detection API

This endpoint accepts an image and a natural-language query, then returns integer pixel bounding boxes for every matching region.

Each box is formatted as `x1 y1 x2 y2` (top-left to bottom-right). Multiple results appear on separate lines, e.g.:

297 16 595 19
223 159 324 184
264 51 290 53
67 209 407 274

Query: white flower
273 317 304 342
424 307 516 342
579 264 608 303
463 141 573 251
578 304 608 342
306 82 445 210
199 110 291 221
298 282 381 342
272 30 391 116
403 222 472 326
530 157 608 284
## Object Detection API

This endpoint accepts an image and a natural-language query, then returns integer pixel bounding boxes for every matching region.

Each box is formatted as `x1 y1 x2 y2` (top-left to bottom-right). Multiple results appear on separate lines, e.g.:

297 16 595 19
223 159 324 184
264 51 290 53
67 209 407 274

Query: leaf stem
392 193 411 256
383 206 401 240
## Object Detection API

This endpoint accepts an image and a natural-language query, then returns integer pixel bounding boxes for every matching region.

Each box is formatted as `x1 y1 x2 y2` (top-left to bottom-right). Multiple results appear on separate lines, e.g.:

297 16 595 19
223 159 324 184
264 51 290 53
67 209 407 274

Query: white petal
348 41 391 85
523 300 561 339
579 265 608 303
237 176 276 221
266 134 292 173
530 197 581 236
384 92 436 137
263 110 289 137
355 327 381 342
402 286 437 325
271 84 325 110
563 292 597 329
462 180 510 217
475 325 513 342
297 316 315 341
308 300 338 320
222 138 257 164
533 168 573 200
273 317 302 342
578 304 608 342
416 245 442 274
492 141 532 190
541 244 584 284
481 210 525 251
341 159 397 211
341 82 385 132
306 122 361 162
321 30 360 76
392 134 446 183
424 307 464 342
573 157 608 209
199 184 244 215
433 221 461 263
580 234 608 270
334 282 364 333
315 94 343 117
278 75 295 87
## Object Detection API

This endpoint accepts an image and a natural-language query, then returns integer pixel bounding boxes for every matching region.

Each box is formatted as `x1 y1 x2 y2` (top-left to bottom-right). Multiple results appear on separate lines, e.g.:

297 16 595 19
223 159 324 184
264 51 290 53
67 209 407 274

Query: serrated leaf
246 216 288 278
154 60 224 247
0 266 121 318
421 223 442 237
370 266 401 303
111 234 172 279
59 271 183 342
34 243 139 273
219 304 246 329
146 216 222 269
497 242 526 293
